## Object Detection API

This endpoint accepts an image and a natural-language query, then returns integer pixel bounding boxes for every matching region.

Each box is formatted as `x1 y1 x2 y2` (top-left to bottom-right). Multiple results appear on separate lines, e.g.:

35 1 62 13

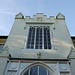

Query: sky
0 0 75 36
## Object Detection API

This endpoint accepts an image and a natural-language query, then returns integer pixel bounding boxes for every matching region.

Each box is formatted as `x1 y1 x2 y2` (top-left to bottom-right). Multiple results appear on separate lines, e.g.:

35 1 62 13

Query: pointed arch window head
26 26 51 49
23 65 53 75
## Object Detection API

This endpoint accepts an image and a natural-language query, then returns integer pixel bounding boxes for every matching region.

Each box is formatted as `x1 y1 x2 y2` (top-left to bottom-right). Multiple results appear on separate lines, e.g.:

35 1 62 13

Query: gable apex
15 12 24 19
56 12 65 20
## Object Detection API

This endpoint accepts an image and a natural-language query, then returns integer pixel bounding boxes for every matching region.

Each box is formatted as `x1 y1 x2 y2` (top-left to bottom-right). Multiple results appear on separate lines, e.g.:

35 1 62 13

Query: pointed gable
15 12 24 19
56 13 65 20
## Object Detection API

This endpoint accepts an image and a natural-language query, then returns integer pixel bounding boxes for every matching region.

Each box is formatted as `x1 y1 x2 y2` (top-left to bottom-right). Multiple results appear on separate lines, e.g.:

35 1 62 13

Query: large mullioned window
23 65 53 75
27 26 51 49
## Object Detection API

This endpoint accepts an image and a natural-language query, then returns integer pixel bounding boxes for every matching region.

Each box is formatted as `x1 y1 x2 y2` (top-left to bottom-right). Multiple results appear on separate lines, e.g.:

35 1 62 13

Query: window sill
21 48 57 52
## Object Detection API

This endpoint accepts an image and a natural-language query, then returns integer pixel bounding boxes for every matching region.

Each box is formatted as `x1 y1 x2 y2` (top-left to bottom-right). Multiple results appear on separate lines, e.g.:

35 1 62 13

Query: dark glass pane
36 42 38 44
40 36 42 38
29 34 31 38
48 42 51 45
48 46 51 49
31 46 34 49
36 31 39 34
48 33 50 35
36 39 39 41
31 42 34 45
32 32 34 35
44 46 47 49
37 30 39 32
29 32 32 35
40 42 42 45
0 45 4 50
44 27 51 49
39 66 47 75
36 45 39 46
48 35 50 38
44 39 47 41
36 29 39 41
27 27 35 49
48 39 50 41
24 70 29 75
36 44 38 46
40 33 42 35
44 29 46 31
40 39 42 41
28 38 31 41
47 30 50 33
29 29 32 32
27 45 30 49
32 39 34 41
30 66 38 75
48 71 50 75
44 42 47 45
40 39 42 42
44 36 46 39
36 36 39 38
27 42 30 45
33 29 35 32
35 46 38 49
44 33 46 35
39 46 42 49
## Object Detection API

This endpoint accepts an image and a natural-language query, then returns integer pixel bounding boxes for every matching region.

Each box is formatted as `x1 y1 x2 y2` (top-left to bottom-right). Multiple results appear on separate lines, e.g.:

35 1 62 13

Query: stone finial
56 12 65 20
15 12 24 19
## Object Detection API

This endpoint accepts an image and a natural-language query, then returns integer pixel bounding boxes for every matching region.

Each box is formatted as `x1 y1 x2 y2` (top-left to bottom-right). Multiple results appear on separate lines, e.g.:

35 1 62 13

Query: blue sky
0 0 75 36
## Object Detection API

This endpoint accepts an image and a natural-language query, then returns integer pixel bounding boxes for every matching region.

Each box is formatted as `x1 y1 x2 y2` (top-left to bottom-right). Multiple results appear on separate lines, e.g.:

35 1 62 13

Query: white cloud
0 9 17 16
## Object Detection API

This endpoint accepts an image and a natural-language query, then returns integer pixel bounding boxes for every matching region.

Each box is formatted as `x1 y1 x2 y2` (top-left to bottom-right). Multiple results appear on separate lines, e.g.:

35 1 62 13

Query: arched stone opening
20 62 56 75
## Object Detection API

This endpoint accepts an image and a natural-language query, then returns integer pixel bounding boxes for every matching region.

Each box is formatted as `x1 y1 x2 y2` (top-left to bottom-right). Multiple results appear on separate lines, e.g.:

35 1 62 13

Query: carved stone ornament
60 64 67 71
37 52 41 59
10 63 18 69
37 17 42 21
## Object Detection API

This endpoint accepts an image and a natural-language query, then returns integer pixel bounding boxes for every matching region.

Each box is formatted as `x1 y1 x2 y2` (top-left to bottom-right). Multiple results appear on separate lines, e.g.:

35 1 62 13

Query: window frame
24 23 54 50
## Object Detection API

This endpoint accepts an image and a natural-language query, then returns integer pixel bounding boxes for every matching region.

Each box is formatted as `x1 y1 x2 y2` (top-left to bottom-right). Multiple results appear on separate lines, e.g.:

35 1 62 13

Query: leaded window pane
39 66 47 75
27 27 35 49
30 66 38 75
0 44 4 50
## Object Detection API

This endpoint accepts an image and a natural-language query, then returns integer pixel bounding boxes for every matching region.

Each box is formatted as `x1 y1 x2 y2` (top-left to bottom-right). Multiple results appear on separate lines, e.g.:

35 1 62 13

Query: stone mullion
57 62 60 75
34 27 37 49
38 66 39 75
42 27 44 49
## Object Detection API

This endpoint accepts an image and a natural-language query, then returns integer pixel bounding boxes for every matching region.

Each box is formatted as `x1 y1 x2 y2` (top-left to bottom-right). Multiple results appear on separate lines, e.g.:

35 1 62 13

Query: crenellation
24 13 51 21
25 16 30 20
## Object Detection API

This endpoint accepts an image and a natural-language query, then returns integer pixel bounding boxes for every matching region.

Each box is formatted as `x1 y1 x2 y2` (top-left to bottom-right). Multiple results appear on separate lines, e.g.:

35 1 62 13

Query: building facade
0 13 75 75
